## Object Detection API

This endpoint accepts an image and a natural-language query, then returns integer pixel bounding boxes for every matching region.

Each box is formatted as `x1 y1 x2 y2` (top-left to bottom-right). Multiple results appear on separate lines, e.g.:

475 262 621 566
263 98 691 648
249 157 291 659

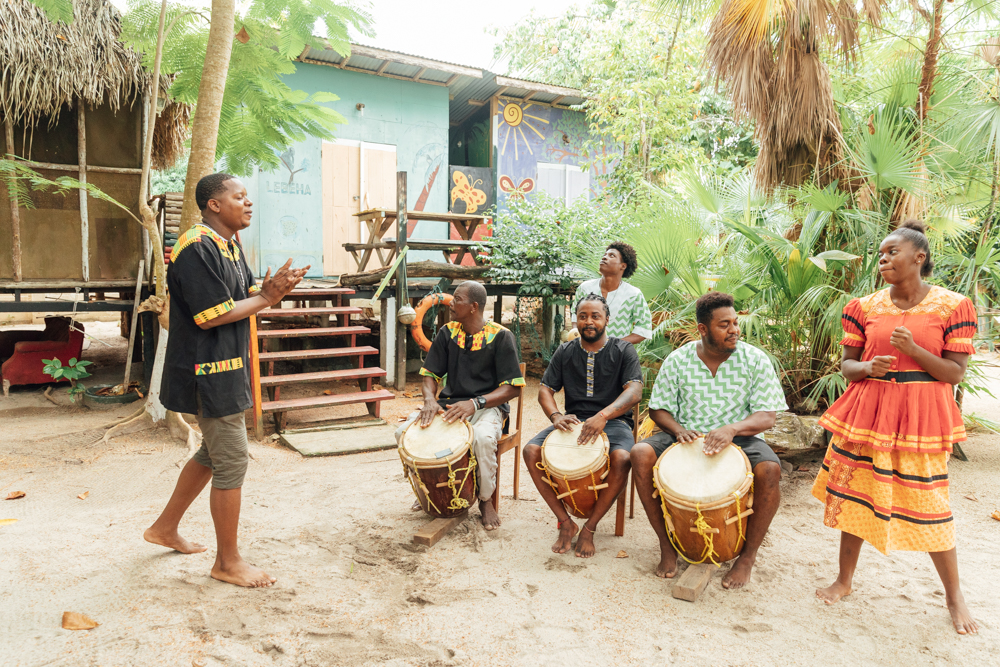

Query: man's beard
706 329 737 352
580 325 605 343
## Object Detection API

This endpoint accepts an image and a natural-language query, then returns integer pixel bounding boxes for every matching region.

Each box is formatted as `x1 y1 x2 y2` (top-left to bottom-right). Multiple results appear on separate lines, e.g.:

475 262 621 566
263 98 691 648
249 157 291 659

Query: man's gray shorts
639 432 780 470
192 395 249 490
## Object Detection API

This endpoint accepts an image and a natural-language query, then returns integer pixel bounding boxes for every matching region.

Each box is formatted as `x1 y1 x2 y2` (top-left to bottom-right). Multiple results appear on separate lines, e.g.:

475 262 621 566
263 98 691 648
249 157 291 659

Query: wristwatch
473 396 487 410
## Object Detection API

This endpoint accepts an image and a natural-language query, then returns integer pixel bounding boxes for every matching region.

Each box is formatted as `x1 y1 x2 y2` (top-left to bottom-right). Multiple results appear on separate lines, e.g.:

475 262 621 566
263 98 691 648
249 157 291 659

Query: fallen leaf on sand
0 519 17 526
4 491 25 500
616 550 628 558
964 493 978 502
61 612 99 630
796 466 810 472
992 511 1000 522
78 491 89 500
322 389 334 395
402 391 418 398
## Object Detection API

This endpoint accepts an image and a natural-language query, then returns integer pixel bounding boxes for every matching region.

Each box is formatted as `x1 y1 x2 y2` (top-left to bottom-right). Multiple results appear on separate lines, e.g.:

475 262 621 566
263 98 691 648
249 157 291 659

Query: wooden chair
491 362 526 513
613 404 641 536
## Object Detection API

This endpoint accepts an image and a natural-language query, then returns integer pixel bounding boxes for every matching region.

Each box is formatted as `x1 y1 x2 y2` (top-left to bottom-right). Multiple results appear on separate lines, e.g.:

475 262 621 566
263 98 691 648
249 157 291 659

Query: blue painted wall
242 63 451 277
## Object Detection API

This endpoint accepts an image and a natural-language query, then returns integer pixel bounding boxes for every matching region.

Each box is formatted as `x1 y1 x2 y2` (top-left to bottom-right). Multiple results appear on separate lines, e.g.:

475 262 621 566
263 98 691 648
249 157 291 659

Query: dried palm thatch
0 0 146 126
152 96 190 170
705 0 888 191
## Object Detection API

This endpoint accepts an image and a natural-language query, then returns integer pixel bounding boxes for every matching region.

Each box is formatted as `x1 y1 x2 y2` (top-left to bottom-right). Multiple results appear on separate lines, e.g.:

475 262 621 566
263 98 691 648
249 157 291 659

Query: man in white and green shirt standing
632 292 787 591
572 242 652 344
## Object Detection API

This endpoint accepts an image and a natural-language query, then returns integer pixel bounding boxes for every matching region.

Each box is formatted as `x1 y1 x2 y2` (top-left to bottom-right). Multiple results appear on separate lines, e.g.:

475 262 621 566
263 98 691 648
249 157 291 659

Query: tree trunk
179 0 237 233
916 0 945 121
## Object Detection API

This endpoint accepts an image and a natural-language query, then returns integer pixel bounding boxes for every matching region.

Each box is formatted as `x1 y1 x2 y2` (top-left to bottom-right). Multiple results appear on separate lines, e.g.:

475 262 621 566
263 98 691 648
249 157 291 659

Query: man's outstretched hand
260 259 310 305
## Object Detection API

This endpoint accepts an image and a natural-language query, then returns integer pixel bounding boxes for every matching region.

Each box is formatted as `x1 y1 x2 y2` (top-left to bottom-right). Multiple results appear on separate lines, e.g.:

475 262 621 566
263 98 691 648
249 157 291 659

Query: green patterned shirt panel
573 279 653 340
647 341 788 432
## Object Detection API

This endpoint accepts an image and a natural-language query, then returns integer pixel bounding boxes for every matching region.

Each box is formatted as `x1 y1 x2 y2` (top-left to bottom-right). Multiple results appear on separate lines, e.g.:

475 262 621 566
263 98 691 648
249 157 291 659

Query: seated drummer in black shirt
523 294 644 557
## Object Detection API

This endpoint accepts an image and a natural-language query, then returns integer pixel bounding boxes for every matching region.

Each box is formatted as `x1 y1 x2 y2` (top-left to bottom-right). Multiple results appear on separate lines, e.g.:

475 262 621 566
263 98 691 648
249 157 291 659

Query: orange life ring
411 293 453 352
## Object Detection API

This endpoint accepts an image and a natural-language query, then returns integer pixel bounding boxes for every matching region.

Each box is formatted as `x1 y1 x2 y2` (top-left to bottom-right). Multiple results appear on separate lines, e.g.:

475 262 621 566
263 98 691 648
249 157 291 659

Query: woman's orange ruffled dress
812 286 977 554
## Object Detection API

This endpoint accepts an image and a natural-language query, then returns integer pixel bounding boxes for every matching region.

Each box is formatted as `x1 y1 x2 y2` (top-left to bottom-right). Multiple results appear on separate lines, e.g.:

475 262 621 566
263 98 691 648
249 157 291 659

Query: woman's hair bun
899 219 927 234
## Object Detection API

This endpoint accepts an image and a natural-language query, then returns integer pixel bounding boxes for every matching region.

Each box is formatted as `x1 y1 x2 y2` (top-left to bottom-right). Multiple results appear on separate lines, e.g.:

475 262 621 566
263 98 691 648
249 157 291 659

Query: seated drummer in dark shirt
523 294 644 558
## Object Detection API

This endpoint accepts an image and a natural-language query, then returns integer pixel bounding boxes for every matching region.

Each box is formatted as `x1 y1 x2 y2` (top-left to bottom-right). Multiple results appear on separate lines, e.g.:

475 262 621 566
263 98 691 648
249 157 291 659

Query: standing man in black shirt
523 294 644 558
144 173 308 588
396 281 525 531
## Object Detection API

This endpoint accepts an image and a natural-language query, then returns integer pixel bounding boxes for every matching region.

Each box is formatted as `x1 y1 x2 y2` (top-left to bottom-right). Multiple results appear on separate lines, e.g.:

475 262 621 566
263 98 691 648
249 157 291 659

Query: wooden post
248 313 264 440
493 293 503 324
77 103 90 283
122 259 145 389
394 172 408 391
4 117 22 282
381 295 396 386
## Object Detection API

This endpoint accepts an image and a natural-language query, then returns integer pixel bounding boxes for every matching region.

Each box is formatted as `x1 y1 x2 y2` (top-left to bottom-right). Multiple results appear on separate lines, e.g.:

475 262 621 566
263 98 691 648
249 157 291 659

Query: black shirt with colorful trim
540 337 643 428
419 321 525 413
161 223 260 418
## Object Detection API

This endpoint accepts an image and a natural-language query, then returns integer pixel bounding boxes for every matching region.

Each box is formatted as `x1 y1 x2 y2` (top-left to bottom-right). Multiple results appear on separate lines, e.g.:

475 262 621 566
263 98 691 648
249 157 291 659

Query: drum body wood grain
399 417 476 518
653 438 754 564
540 424 610 519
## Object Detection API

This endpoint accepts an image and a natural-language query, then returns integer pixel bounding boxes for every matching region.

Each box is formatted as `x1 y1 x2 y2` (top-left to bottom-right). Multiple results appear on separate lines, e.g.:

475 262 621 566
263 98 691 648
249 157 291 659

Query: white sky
351 0 581 71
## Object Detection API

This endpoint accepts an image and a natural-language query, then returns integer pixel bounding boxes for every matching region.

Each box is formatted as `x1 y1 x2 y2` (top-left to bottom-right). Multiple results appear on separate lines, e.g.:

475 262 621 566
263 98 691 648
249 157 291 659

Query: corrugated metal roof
301 42 587 126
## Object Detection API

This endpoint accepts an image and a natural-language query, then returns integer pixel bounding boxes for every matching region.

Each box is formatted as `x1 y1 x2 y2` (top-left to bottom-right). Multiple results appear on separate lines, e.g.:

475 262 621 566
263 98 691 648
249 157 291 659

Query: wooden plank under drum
672 563 716 602
413 513 468 547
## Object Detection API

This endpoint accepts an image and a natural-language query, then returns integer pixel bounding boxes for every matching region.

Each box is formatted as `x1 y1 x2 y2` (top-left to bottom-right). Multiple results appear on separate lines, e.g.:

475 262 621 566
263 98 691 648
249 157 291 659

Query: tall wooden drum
540 424 610 519
399 417 477 518
653 438 754 564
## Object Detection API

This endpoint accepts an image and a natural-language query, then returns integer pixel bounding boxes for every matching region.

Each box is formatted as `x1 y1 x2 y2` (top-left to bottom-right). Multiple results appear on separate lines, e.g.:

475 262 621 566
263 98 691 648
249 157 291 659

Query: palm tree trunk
916 0 945 121
179 0 236 233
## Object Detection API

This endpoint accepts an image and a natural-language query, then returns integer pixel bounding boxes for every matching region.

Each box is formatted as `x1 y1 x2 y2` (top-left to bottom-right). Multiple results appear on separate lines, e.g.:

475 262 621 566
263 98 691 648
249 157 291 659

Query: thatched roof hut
0 0 187 286
0 0 187 166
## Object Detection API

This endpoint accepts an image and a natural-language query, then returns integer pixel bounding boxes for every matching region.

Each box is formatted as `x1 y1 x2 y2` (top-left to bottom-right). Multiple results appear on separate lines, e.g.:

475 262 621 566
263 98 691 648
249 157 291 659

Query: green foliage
42 357 93 402
152 156 188 194
120 0 372 176
0 158 139 222
493 0 755 199
29 0 73 24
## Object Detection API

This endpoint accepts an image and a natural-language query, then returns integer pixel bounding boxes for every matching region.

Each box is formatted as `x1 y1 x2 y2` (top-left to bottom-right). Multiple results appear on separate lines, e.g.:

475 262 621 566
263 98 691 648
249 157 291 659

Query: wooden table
348 209 490 272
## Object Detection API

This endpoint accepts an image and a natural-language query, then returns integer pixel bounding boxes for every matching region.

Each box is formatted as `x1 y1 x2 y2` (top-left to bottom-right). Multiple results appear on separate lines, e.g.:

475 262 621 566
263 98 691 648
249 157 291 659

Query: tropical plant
42 357 92 403
119 0 373 231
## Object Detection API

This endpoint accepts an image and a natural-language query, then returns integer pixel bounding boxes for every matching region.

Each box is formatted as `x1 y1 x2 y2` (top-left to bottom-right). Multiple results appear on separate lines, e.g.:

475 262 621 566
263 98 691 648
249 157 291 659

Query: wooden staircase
254 287 393 432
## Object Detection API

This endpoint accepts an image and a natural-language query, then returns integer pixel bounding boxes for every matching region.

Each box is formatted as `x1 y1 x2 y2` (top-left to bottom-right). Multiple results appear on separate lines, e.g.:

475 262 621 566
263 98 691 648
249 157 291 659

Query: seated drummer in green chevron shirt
572 242 653 345
632 292 787 591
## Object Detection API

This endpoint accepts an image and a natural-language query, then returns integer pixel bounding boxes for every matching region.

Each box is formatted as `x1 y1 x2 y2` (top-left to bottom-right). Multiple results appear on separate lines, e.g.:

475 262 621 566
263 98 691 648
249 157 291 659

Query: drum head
542 423 609 476
401 416 472 463
656 437 748 503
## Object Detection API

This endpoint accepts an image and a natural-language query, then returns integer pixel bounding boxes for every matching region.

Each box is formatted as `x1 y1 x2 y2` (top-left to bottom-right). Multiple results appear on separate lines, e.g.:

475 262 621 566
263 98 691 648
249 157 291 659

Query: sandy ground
2 323 999 666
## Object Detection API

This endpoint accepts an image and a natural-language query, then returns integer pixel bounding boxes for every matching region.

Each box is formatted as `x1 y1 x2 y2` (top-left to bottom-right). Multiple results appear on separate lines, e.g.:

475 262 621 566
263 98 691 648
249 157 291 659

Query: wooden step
259 306 362 317
286 288 356 297
262 389 395 413
257 326 370 339
260 367 386 387
258 346 378 363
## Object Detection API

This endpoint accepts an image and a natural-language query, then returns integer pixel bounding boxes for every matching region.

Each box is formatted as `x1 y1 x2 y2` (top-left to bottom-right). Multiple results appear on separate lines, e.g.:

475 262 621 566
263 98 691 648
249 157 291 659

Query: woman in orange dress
812 220 978 635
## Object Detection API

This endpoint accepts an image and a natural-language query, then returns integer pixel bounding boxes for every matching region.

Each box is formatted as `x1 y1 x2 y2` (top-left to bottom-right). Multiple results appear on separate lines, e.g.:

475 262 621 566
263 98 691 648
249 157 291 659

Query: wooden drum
653 438 754 564
399 417 477 518
540 424 610 519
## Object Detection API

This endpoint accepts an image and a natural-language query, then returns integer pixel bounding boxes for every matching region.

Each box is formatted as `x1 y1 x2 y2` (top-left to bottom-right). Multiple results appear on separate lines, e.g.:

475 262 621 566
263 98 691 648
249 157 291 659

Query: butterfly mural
499 175 535 202
450 170 488 214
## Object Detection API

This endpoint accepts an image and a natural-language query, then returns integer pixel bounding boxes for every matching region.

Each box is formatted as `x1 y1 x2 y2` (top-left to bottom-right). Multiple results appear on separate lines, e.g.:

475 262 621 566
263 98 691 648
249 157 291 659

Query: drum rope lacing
653 465 753 567
535 450 609 517
399 450 478 515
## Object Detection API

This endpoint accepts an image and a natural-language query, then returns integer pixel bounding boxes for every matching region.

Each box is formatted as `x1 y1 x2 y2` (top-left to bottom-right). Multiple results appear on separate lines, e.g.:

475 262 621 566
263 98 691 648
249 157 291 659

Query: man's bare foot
410 499 422 511
947 593 978 635
211 559 276 588
722 552 756 589
816 579 852 604
143 526 208 554
479 500 501 531
553 519 578 554
575 525 596 558
656 544 677 578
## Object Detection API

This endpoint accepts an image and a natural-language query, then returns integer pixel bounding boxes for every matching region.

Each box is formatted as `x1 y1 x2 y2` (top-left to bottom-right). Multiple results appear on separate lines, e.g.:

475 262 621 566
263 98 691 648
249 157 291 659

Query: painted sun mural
499 101 549 159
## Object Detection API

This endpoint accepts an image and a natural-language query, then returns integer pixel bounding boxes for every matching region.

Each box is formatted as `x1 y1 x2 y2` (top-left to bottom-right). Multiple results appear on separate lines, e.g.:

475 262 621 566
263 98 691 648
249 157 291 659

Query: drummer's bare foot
947 594 978 635
479 500 501 531
410 499 422 511
816 579 852 604
722 552 755 590
575 524 596 558
656 543 677 578
553 518 577 554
